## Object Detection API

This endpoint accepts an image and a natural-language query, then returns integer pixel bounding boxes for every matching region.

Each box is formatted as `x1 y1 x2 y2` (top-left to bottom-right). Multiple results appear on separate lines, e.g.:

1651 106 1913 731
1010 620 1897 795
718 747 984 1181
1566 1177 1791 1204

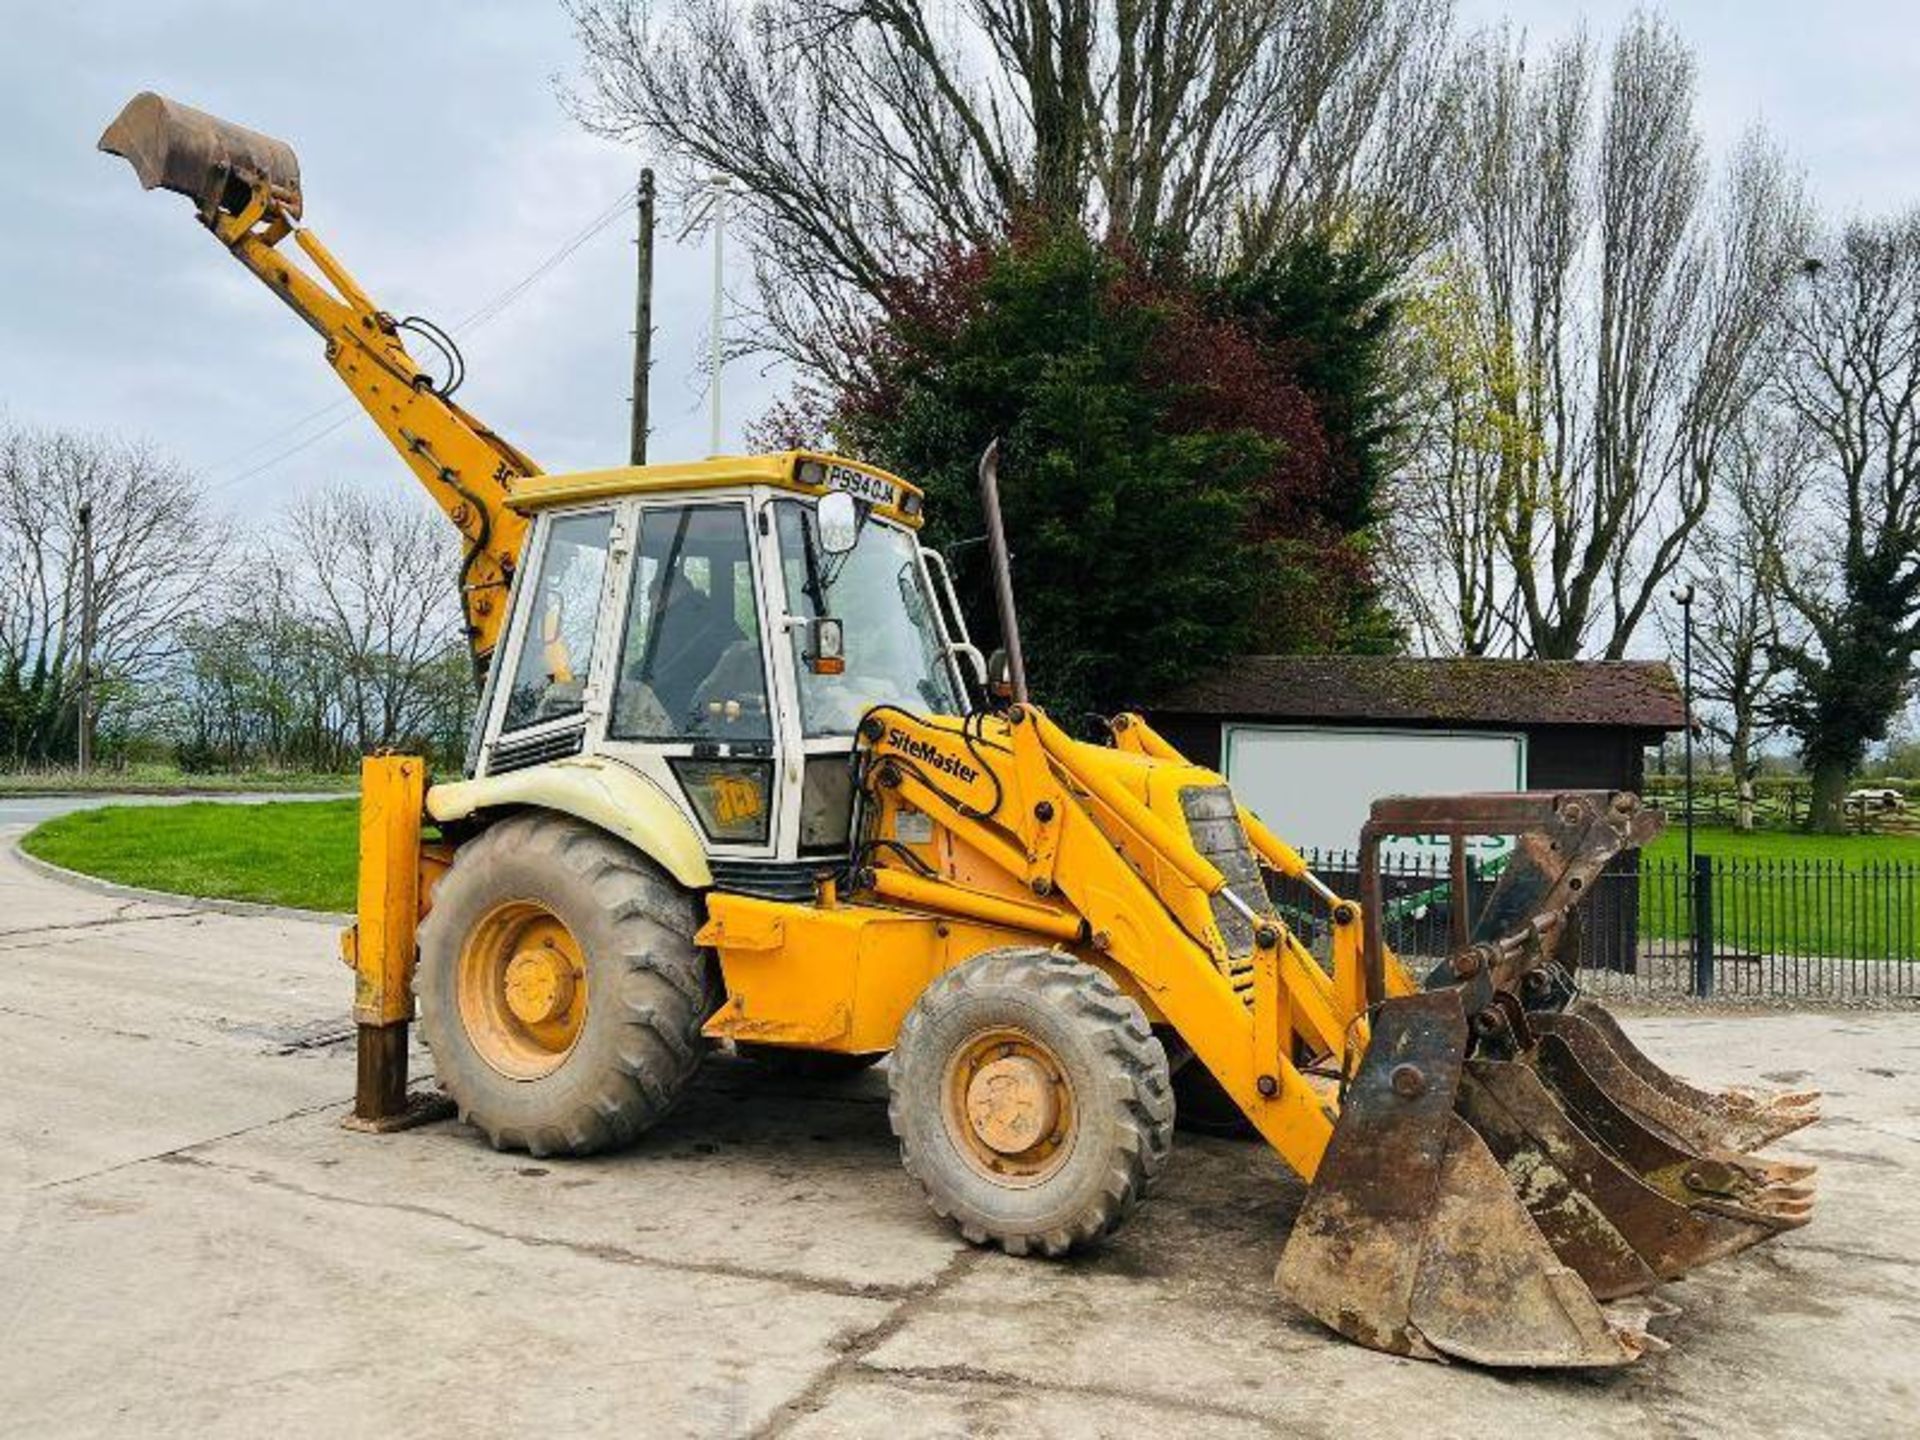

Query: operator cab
473 452 983 895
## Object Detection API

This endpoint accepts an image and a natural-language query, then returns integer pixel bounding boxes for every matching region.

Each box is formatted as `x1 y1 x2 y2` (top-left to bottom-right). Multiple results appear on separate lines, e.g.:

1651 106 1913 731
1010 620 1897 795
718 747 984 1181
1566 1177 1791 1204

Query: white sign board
1221 725 1526 866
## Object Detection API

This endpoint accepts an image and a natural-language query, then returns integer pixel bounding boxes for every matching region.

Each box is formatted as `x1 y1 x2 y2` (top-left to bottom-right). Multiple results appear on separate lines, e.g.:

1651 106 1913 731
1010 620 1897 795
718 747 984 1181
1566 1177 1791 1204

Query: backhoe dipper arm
99 92 536 670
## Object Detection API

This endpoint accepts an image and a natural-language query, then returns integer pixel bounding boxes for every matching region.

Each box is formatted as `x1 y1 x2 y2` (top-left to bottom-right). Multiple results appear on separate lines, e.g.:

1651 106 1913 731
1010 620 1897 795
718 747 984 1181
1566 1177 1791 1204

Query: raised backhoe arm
98 92 537 671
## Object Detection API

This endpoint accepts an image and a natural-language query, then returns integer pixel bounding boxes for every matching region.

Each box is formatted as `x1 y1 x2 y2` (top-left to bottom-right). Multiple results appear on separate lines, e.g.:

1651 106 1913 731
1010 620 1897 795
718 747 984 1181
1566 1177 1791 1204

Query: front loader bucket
1276 991 1656 1367
1278 789 1817 1368
99 91 302 219
1277 996 1817 1367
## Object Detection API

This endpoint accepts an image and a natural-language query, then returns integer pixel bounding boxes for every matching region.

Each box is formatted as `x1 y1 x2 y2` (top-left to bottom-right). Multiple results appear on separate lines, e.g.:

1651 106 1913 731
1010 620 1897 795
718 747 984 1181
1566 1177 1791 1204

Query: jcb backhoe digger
101 92 1818 1368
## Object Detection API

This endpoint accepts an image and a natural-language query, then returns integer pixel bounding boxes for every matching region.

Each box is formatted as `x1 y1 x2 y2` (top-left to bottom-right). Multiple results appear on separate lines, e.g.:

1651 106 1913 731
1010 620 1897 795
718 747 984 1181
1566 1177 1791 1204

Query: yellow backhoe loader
101 92 1819 1368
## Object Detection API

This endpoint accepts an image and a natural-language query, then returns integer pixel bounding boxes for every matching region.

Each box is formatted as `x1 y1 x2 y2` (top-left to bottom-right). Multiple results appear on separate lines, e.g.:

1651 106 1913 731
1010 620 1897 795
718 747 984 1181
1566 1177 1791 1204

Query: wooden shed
1147 657 1688 971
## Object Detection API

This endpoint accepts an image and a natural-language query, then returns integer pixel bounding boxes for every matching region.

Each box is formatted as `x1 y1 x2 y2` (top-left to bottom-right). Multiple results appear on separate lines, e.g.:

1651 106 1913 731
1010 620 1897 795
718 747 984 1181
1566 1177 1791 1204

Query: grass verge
0 765 354 796
21 799 358 913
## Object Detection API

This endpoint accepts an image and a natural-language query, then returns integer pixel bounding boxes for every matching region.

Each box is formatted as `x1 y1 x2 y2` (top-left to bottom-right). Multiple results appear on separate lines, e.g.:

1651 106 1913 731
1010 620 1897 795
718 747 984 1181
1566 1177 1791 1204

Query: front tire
888 948 1173 1256
415 811 716 1157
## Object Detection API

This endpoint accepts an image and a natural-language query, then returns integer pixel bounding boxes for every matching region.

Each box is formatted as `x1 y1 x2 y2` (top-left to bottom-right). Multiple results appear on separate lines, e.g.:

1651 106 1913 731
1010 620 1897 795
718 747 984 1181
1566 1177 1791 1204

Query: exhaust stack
98 91 302 220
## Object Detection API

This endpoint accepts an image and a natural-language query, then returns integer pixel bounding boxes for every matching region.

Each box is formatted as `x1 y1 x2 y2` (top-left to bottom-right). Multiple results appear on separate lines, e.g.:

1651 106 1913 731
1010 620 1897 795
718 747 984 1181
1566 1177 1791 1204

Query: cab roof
507 450 926 528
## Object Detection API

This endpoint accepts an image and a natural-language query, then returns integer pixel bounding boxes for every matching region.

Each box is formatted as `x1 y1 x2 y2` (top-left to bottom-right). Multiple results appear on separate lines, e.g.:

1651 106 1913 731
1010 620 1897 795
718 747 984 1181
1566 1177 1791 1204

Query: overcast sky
3 2 1917 525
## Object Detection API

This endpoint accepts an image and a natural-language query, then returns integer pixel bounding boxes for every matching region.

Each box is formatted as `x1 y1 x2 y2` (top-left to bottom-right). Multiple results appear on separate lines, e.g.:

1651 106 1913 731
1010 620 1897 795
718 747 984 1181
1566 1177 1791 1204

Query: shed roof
1153 656 1687 731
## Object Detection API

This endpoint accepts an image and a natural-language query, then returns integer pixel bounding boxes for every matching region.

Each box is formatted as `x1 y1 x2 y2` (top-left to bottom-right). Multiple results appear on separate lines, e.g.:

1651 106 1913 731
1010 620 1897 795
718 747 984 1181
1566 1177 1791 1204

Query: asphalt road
0 837 1915 1438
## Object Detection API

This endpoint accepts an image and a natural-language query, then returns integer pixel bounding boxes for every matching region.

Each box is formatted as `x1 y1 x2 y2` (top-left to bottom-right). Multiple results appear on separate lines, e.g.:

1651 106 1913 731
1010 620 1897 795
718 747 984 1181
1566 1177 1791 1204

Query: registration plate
824 465 895 507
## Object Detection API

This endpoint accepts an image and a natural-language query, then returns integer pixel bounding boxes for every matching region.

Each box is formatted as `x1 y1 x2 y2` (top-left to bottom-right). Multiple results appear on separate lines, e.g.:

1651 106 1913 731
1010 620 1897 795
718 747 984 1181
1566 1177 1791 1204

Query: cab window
503 510 613 732
612 504 771 742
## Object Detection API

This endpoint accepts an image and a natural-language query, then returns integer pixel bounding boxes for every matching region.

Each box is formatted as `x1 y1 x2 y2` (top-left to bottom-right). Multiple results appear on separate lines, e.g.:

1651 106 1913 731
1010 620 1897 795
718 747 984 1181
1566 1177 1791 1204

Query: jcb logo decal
713 776 764 824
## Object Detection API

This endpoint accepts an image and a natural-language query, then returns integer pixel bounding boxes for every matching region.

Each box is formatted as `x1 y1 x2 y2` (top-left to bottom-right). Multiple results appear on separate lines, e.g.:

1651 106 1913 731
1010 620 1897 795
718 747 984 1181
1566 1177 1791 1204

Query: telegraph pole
77 501 95 775
629 168 655 465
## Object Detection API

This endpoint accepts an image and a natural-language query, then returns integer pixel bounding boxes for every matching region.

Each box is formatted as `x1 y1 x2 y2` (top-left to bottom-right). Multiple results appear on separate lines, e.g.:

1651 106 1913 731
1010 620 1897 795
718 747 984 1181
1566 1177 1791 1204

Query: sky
2 2 1917 526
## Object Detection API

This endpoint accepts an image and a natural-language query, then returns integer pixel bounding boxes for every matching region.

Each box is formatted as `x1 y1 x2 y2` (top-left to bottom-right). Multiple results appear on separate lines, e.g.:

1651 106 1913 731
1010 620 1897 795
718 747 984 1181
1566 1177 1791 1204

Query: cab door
597 496 784 862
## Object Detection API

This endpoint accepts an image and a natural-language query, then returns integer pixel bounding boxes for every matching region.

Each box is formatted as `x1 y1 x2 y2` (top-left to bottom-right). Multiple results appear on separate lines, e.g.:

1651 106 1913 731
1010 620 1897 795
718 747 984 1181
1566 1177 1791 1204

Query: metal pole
77 502 94 775
1673 581 1700 991
1691 853 1715 998
709 179 728 456
975 439 1028 705
628 169 655 466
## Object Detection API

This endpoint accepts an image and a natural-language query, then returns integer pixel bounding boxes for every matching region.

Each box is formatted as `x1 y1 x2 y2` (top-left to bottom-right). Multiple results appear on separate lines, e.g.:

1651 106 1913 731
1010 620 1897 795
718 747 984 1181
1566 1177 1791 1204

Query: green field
1643 823 1920 864
22 799 359 912
1632 824 1920 960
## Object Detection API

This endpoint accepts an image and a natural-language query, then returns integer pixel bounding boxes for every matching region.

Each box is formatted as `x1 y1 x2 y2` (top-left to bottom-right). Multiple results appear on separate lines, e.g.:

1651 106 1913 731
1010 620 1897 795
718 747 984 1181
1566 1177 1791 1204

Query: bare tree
284 488 469 755
1667 418 1802 829
168 490 473 770
1392 18 1808 659
0 425 226 757
1768 214 1920 831
565 0 1457 378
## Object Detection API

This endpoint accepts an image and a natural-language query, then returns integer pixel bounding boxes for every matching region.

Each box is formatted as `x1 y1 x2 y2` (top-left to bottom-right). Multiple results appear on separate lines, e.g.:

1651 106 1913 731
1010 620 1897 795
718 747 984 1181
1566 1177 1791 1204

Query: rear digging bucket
99 91 302 219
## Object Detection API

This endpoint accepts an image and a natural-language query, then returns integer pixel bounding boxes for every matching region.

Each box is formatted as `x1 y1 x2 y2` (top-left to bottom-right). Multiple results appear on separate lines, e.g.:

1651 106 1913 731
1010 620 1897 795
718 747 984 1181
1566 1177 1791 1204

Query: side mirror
804 616 846 675
816 489 859 555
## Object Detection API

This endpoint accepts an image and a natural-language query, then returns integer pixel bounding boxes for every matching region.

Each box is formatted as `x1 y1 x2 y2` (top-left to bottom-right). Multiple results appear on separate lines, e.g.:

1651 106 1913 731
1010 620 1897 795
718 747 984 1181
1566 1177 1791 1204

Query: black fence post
1691 853 1715 998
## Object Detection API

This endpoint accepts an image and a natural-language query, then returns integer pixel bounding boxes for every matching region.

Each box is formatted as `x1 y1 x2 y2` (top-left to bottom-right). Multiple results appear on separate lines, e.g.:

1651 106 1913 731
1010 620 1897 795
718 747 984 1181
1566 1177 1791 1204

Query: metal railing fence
1271 849 1920 1004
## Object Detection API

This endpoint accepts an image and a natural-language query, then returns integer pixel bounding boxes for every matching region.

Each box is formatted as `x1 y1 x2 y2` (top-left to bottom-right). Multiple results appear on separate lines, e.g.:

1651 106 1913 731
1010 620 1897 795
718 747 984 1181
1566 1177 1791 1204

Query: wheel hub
504 945 576 1026
457 900 588 1081
965 1055 1058 1154
943 1027 1076 1186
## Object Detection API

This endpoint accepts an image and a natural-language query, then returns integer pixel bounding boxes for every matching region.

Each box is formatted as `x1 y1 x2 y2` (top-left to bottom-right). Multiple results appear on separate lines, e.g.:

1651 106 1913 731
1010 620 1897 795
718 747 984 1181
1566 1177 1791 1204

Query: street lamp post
1672 582 1709 995
1672 583 1697 872
675 175 734 457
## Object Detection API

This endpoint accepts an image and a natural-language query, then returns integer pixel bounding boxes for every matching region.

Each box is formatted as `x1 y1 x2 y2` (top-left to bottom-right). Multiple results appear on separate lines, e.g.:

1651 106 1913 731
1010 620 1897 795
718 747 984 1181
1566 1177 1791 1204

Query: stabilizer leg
340 755 453 1134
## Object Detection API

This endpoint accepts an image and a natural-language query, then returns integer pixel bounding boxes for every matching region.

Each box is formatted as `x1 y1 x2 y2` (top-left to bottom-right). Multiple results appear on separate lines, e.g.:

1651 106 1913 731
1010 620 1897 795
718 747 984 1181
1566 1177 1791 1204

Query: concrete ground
1 836 1915 1439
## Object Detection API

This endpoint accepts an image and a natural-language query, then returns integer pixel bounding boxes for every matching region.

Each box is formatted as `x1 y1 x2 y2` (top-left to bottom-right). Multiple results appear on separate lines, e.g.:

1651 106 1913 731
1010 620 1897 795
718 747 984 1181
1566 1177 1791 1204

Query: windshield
775 501 960 736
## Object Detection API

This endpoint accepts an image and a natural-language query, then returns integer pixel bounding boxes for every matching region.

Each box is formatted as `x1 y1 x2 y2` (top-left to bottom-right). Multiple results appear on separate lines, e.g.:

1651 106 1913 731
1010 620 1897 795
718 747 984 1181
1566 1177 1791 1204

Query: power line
449 187 638 332
204 395 353 474
213 412 358 494
206 183 640 494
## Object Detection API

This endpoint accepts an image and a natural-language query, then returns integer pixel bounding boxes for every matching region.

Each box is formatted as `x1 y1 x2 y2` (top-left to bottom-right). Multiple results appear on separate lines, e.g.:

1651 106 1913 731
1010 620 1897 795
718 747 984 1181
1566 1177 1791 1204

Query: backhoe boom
100 92 536 669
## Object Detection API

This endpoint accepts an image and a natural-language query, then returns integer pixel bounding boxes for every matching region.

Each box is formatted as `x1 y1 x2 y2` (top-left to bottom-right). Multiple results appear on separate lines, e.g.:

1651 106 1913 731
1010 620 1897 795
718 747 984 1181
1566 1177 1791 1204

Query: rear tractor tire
415 811 718 1157
888 948 1173 1256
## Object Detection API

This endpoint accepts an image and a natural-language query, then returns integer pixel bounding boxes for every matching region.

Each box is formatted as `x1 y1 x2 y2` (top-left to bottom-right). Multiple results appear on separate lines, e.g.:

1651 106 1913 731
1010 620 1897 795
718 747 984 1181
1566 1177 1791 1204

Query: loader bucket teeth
1567 998 1820 1149
1277 991 1647 1367
1530 1032 1814 1236
99 92 303 220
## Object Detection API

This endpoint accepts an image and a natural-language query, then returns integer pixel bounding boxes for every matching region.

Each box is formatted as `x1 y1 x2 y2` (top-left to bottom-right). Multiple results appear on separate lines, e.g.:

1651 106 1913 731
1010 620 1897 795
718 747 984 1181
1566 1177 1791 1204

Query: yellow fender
426 755 712 889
